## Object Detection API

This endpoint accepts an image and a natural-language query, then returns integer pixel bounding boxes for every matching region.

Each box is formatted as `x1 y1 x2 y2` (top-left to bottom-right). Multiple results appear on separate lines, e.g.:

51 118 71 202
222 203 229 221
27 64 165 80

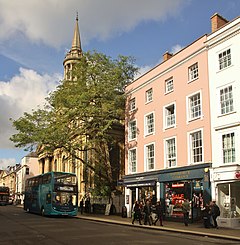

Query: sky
0 0 239 170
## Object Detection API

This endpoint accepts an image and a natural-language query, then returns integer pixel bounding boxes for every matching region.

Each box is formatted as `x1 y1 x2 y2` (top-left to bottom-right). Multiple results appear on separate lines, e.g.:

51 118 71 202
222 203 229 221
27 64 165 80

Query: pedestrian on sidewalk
80 198 84 214
153 201 163 226
143 200 152 226
202 203 211 228
132 201 142 225
210 201 220 229
182 198 190 226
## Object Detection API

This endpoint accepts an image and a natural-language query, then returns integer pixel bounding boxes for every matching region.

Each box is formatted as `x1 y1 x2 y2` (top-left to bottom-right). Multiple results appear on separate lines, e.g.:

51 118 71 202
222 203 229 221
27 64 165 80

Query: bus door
40 185 52 214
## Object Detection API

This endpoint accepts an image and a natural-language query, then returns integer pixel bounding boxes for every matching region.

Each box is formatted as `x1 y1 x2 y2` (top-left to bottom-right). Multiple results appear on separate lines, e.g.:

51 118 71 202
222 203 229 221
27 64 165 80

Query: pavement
77 213 240 242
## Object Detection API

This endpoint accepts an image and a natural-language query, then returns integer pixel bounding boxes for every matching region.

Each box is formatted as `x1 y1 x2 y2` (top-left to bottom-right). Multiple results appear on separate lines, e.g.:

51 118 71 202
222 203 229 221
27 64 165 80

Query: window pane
146 144 154 170
222 133 235 163
189 93 201 119
190 131 202 163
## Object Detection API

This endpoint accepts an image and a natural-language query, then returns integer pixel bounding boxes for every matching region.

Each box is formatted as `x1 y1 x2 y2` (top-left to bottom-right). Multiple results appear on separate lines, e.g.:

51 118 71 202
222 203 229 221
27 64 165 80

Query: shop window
164 181 203 220
139 187 157 205
218 182 240 218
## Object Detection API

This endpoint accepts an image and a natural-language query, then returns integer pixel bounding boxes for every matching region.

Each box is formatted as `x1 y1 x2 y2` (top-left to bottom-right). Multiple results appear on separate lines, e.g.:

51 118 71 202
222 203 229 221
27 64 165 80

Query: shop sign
126 181 155 188
172 183 184 188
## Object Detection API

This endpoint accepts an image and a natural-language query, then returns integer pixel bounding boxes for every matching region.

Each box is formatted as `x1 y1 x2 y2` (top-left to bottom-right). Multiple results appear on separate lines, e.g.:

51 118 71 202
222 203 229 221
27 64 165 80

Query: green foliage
10 50 138 197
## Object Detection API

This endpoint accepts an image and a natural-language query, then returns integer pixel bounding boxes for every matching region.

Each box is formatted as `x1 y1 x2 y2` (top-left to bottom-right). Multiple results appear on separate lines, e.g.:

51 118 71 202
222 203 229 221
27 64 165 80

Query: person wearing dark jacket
79 198 84 214
182 198 190 226
153 201 163 226
210 201 220 228
202 204 211 228
132 201 142 225
143 200 152 225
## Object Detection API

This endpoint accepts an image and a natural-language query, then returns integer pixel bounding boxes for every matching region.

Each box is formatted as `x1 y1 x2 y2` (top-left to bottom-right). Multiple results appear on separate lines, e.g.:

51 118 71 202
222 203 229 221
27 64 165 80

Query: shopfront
123 172 159 217
211 164 240 228
158 163 211 222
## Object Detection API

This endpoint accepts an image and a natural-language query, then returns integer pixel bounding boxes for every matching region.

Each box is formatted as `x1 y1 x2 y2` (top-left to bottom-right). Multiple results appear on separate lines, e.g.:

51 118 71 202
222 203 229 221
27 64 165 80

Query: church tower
63 14 82 80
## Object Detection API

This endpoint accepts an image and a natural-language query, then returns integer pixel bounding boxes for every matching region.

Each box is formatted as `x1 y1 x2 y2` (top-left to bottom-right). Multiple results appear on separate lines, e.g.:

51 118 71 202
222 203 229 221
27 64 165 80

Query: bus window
46 193 51 204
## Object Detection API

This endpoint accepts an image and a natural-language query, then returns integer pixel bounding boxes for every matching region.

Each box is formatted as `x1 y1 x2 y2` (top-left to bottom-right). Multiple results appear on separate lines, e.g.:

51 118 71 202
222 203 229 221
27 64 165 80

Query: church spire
63 13 82 80
71 12 82 52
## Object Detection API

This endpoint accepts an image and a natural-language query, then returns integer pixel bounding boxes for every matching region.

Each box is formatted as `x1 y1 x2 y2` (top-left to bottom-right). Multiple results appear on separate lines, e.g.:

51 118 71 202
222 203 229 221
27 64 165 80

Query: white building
15 152 39 204
207 13 240 228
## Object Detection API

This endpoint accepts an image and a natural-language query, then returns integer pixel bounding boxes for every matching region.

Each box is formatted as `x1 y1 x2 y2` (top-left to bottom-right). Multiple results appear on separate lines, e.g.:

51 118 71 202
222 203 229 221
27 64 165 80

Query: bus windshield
53 172 78 208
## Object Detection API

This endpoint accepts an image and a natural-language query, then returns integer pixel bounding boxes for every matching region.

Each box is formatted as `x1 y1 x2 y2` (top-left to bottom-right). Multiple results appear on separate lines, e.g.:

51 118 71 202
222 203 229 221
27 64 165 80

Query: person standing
202 203 211 228
153 201 163 226
80 198 84 214
132 201 142 225
182 198 190 226
210 201 220 229
143 200 152 225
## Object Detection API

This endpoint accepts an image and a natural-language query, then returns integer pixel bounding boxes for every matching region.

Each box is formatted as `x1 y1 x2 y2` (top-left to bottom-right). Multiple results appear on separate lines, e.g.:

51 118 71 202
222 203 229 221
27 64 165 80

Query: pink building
124 34 212 221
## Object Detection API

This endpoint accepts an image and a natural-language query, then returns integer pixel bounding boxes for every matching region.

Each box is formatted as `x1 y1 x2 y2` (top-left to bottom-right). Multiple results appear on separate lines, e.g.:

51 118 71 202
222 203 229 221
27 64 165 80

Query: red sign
235 172 240 179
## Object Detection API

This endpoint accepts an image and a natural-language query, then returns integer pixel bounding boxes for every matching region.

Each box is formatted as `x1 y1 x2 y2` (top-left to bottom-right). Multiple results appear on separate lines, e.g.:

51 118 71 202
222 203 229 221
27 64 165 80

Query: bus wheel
41 207 45 216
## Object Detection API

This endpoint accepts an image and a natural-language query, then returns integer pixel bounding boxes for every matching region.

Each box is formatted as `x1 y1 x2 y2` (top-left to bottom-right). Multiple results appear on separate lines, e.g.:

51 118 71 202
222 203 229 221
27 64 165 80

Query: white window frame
222 132 235 164
164 136 177 168
188 128 204 164
186 90 202 122
165 77 174 94
164 102 176 129
145 88 153 103
144 142 155 171
188 62 199 82
129 97 136 112
128 120 137 141
219 85 234 116
218 48 231 70
144 112 155 136
128 148 137 174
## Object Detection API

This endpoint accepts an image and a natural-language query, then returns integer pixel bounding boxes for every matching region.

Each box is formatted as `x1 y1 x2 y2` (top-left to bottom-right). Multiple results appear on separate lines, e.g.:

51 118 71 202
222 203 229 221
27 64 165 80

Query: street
0 205 238 245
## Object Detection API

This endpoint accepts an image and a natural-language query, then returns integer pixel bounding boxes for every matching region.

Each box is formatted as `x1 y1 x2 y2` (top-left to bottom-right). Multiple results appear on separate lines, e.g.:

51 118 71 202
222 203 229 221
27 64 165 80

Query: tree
10 50 138 197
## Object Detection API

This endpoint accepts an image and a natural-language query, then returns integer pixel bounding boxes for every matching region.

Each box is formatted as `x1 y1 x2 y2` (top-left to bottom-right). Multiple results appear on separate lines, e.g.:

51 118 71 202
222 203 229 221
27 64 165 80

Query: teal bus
24 172 78 216
0 186 9 206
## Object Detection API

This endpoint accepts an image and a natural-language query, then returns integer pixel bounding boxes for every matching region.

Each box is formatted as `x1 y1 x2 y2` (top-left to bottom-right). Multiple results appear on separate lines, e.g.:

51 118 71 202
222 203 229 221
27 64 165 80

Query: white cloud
135 43 185 79
0 158 16 170
171 44 183 54
0 68 61 148
0 0 188 48
135 65 153 79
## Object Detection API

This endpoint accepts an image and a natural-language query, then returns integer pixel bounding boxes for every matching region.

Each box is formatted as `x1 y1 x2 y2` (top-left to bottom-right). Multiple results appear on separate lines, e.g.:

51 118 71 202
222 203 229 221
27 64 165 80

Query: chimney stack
163 51 173 61
211 13 228 33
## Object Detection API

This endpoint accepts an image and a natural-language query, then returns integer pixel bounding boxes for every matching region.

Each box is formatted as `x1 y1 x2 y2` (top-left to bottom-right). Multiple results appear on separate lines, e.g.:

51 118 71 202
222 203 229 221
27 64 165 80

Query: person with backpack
210 201 220 229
